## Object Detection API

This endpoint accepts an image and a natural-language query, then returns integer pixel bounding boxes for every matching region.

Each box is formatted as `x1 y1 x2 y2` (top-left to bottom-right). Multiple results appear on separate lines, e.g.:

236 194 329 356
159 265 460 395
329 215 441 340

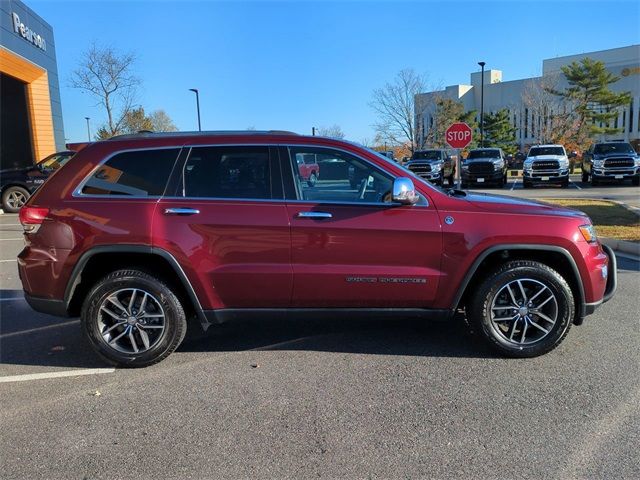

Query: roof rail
107 130 299 140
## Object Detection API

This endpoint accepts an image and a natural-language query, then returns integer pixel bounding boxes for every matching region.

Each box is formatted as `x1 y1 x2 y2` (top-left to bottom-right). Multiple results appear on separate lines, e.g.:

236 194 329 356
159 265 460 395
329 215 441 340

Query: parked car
405 149 456 186
295 152 320 187
581 142 640 186
523 144 571 188
18 131 615 366
1 150 75 213
460 148 508 187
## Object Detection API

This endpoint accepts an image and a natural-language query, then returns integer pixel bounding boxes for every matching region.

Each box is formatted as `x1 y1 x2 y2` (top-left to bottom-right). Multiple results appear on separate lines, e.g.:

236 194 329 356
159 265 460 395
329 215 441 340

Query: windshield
467 149 500 159
37 152 74 170
593 143 635 155
411 151 441 161
528 147 564 157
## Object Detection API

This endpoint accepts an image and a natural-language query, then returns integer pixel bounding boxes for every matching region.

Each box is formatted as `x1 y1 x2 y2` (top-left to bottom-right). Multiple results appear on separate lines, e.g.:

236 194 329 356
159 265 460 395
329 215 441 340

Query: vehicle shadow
1 295 498 370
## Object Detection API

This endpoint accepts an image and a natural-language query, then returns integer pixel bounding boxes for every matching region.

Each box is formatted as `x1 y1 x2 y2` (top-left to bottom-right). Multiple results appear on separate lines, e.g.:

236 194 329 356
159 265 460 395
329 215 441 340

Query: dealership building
415 45 640 150
1 0 64 170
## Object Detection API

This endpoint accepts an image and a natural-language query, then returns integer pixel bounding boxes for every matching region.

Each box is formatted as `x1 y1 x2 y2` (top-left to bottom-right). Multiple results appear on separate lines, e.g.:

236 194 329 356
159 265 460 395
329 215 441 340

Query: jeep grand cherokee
18 131 616 367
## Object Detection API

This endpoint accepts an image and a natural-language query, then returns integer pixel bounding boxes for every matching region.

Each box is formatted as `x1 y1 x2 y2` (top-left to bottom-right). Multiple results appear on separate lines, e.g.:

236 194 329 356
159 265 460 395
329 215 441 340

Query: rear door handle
296 211 332 219
164 208 200 216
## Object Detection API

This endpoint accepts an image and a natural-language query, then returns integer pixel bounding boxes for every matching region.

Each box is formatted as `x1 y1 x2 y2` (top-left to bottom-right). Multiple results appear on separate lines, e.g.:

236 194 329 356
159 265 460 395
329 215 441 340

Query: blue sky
30 0 640 143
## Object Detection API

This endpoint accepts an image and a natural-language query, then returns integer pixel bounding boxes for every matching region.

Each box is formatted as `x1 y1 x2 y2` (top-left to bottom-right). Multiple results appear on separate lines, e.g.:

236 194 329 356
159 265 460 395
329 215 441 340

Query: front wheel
467 260 574 357
632 176 640 186
561 178 569 188
81 269 187 367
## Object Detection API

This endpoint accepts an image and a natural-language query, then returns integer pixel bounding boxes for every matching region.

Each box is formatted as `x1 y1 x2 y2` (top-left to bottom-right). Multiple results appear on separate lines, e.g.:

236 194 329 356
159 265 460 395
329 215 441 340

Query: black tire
561 178 569 188
461 182 468 189
81 269 187 367
591 177 599 187
2 186 30 213
632 176 639 186
581 170 589 183
467 260 574 358
523 180 532 189
307 172 317 187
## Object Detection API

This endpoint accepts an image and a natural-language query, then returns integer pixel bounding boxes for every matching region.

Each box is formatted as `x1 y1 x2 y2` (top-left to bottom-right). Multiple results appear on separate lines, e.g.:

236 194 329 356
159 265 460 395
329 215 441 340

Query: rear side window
81 149 180 196
182 146 271 199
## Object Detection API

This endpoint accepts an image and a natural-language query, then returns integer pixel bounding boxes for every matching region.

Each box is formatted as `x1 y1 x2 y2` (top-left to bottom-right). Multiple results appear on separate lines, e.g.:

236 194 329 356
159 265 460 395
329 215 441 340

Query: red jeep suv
17 131 616 367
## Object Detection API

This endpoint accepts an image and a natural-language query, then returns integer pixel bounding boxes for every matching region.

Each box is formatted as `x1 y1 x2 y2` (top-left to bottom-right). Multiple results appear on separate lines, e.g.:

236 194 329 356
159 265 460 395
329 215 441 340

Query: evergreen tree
551 57 631 136
482 109 517 155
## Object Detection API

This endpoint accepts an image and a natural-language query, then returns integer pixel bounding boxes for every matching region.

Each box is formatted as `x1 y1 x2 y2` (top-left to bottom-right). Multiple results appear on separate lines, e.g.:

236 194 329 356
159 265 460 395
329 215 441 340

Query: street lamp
189 88 201 131
84 117 91 141
312 127 317 136
478 61 486 147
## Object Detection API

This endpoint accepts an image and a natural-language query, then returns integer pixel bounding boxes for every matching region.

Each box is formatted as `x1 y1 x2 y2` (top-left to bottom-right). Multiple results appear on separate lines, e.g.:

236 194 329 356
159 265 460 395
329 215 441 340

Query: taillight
19 206 49 233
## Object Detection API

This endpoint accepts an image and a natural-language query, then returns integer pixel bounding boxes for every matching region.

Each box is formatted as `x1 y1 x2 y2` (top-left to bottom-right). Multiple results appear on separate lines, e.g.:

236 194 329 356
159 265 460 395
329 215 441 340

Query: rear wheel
2 186 30 213
581 170 589 183
307 172 318 187
81 269 187 367
467 260 574 357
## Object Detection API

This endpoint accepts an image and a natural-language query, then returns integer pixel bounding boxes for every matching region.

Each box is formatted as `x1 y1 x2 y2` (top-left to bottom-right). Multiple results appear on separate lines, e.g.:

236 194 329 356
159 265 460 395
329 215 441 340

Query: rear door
153 145 292 310
281 145 443 308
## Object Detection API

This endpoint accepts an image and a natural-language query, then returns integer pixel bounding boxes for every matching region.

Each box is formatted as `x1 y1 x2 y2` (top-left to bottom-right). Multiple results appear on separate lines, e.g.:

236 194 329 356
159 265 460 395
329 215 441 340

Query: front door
154 145 292 309
282 146 443 308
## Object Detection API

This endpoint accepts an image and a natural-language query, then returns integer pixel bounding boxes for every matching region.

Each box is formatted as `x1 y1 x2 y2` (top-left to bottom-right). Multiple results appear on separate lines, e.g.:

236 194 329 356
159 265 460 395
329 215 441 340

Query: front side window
182 146 271 199
288 147 393 204
81 148 180 196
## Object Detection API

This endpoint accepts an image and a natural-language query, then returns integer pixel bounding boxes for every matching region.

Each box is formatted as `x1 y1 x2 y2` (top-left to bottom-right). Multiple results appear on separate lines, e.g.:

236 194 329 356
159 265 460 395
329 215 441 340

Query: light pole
478 61 485 147
189 88 201 131
84 117 91 141
312 127 316 136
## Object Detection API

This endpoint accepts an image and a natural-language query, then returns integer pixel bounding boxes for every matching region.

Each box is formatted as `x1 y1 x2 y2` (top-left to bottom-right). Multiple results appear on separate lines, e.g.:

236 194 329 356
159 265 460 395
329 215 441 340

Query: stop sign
445 123 473 149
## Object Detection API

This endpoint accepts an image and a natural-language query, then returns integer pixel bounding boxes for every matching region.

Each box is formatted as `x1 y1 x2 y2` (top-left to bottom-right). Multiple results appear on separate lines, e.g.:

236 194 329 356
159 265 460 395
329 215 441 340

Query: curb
601 237 640 259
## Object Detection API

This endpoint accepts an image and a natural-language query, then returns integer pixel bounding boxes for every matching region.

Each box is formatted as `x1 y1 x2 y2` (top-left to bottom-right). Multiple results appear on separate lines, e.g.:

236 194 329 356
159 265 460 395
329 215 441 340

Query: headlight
523 160 533 171
431 162 442 172
579 224 597 243
558 158 569 169
634 156 640 167
493 159 504 169
593 159 605 168
461 163 469 171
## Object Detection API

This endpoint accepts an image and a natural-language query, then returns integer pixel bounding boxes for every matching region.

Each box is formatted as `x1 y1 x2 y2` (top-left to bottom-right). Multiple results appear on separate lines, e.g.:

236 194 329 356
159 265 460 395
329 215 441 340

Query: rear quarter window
80 149 180 196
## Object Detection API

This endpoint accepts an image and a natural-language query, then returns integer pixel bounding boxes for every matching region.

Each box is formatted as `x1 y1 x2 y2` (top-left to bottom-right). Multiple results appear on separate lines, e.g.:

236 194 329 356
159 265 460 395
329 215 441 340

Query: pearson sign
12 12 47 51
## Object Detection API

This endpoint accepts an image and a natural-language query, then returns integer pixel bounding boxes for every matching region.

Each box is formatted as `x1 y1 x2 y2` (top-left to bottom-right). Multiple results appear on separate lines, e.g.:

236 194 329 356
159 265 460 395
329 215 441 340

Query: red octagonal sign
445 122 473 149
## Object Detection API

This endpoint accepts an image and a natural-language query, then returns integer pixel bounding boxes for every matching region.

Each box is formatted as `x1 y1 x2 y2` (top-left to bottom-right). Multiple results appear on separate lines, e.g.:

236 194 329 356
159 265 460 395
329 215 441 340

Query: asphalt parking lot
1 190 639 479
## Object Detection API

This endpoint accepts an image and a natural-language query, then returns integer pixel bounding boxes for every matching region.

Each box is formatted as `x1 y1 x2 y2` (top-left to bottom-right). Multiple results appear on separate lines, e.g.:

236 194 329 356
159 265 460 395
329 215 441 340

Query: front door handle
164 208 200 216
296 211 332 219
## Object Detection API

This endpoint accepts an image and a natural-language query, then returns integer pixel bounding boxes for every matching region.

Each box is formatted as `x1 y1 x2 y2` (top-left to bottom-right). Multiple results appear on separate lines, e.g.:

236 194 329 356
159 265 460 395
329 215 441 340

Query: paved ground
471 174 640 209
1 190 639 478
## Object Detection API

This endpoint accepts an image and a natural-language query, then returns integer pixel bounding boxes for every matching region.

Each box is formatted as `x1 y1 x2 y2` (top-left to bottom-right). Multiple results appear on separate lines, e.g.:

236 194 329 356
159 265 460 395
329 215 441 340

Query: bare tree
70 43 140 138
521 74 586 149
370 69 427 153
149 110 178 132
317 124 345 139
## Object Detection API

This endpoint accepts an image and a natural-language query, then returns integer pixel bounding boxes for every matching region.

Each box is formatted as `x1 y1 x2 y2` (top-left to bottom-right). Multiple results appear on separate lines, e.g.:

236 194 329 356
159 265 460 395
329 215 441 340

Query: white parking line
0 259 16 263
571 180 582 190
0 368 115 384
510 179 518 191
0 238 23 241
0 296 23 301
0 319 79 338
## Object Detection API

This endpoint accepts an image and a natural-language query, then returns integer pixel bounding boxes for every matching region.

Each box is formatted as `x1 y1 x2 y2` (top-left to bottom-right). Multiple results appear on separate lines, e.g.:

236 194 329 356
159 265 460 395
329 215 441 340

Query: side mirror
392 177 418 205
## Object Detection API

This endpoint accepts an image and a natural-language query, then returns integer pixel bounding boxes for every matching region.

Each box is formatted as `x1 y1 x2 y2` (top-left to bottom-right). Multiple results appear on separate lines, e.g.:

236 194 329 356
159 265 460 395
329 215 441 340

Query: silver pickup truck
582 142 640 186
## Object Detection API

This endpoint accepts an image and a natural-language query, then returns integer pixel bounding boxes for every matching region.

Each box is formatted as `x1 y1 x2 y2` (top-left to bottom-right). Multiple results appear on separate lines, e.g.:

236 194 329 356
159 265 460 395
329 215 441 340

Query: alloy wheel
97 288 166 354
490 278 558 345
7 191 27 209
